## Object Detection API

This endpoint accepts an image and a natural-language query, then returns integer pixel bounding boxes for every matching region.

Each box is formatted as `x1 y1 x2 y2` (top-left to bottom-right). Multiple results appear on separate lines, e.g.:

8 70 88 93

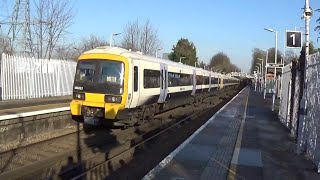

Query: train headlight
105 95 122 103
73 92 85 100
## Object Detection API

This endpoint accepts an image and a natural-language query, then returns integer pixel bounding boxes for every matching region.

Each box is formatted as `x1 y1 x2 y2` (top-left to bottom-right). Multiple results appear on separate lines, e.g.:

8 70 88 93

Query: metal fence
278 52 320 172
0 53 77 100
278 64 292 127
265 79 274 94
298 52 320 171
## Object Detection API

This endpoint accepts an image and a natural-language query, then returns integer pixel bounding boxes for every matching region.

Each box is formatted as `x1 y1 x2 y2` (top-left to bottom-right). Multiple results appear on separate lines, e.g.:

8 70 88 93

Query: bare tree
78 34 109 52
121 20 140 52
210 52 240 73
121 19 161 55
56 34 109 60
31 0 74 59
0 33 12 54
284 50 298 64
52 43 78 60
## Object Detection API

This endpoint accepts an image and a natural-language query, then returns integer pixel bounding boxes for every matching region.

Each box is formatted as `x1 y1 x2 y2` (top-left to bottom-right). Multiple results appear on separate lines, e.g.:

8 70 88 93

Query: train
70 46 240 127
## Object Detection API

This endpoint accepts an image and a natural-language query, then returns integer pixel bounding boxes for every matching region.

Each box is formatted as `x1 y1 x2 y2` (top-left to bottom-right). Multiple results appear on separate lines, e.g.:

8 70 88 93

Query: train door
219 75 223 89
192 70 196 95
158 63 168 102
129 60 140 107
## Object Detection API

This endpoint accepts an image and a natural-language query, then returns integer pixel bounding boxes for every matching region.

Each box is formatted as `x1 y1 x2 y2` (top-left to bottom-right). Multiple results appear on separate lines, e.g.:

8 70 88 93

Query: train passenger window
211 77 218 84
180 74 192 86
196 75 203 85
168 72 178 87
204 76 209 85
144 69 160 88
134 66 138 92
168 72 192 87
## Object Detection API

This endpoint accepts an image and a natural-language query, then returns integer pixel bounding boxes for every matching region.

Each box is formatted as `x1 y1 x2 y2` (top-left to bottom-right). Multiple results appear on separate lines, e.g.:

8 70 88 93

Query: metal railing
0 53 76 100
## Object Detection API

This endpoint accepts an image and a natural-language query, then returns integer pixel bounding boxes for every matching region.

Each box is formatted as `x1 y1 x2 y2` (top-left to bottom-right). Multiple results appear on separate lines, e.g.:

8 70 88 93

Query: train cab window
134 66 138 92
75 61 96 82
99 61 125 86
144 69 160 88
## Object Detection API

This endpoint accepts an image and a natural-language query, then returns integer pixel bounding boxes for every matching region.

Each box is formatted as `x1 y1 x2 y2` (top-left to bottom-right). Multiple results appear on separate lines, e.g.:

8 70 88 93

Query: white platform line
142 87 248 180
0 107 70 121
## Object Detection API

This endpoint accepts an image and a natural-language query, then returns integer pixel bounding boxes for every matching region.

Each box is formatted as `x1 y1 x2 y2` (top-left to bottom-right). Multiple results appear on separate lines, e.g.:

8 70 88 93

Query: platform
0 96 71 120
143 87 320 180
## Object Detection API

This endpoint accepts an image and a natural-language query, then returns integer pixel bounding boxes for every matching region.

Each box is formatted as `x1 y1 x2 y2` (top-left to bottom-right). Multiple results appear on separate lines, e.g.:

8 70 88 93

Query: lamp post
156 48 162 58
257 63 262 74
256 64 262 92
179 57 186 63
258 58 264 76
264 28 278 78
258 58 265 94
296 0 313 155
254 67 259 91
264 28 278 110
110 33 121 47
263 50 268 99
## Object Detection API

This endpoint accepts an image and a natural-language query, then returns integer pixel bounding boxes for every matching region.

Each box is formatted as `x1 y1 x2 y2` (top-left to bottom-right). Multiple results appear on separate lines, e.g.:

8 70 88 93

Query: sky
1 0 320 72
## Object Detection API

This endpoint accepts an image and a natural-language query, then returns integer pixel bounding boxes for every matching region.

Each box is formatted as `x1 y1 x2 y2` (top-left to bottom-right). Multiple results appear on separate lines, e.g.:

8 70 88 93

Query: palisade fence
279 52 320 172
0 53 77 100
265 79 274 94
278 63 292 127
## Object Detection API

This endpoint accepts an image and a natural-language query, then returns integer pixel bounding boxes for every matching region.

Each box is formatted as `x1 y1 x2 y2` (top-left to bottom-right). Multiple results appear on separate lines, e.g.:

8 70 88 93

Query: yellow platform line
227 89 249 180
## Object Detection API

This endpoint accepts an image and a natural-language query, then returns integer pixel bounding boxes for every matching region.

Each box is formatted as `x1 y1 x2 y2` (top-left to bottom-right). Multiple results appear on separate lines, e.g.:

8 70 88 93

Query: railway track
69 87 240 180
0 86 240 180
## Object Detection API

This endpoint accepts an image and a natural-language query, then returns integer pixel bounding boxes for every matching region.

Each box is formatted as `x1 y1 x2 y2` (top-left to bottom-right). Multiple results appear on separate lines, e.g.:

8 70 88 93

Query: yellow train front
70 47 130 126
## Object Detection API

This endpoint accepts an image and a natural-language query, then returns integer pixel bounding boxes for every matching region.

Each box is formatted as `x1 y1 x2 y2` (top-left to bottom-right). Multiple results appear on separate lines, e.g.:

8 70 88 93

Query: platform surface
143 87 320 180
0 96 71 117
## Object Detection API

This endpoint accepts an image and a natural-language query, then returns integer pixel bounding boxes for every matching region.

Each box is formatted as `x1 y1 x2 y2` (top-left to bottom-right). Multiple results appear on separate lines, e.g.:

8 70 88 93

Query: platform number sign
286 31 302 48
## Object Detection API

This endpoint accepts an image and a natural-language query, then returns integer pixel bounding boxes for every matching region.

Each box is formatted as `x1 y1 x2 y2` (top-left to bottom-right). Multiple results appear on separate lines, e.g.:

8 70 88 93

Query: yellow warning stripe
227 89 249 180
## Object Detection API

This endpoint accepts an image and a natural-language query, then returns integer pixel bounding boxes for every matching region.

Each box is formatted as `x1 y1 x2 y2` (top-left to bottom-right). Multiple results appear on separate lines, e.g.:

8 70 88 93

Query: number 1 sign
286 31 302 48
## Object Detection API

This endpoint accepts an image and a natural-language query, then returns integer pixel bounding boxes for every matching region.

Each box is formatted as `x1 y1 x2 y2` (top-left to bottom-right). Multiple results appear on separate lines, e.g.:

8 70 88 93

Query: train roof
82 46 226 77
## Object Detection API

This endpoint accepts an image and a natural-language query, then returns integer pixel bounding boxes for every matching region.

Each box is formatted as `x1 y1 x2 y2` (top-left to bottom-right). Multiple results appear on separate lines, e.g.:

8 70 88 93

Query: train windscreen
74 59 125 95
